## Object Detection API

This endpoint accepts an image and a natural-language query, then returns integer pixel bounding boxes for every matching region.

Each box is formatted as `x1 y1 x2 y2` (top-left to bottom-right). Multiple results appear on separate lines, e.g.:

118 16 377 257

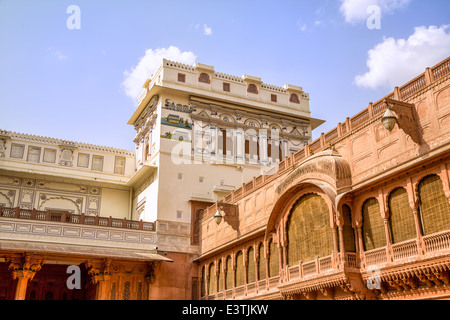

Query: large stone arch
265 149 352 240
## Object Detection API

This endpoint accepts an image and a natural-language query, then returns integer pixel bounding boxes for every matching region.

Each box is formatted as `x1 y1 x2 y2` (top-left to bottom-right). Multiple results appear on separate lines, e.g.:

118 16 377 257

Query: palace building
0 56 449 300
0 59 321 300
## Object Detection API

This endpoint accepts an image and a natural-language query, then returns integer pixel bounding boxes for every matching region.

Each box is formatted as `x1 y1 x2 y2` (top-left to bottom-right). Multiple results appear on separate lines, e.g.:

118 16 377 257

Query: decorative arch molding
39 196 81 214
276 149 352 197
0 191 13 207
413 171 450 203
265 181 336 243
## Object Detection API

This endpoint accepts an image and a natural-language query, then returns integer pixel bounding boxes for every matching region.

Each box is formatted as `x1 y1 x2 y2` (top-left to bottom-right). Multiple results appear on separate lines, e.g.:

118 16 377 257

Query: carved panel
352 130 371 156
378 140 399 160
436 86 450 110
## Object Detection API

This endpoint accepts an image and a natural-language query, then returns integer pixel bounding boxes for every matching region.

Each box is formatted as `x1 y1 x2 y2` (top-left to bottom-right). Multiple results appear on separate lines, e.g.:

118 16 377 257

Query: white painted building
0 59 324 256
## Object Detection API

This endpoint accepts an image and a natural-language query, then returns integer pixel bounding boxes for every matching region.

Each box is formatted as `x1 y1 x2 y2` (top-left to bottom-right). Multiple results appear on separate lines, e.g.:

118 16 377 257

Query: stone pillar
332 226 339 269
338 226 346 266
86 259 112 300
412 208 424 255
259 130 268 165
356 225 365 267
7 255 45 300
235 128 245 164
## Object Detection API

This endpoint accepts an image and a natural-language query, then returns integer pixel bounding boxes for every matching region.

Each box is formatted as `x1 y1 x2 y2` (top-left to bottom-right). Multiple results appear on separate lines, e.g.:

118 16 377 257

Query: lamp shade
214 210 223 225
381 108 397 131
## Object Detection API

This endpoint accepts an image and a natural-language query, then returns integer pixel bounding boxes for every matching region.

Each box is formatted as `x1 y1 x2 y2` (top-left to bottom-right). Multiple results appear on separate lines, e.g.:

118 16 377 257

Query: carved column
338 226 346 266
235 128 245 164
7 254 45 300
259 130 268 165
412 208 424 255
332 226 339 269
356 225 365 267
86 259 112 300
205 264 210 296
383 218 393 262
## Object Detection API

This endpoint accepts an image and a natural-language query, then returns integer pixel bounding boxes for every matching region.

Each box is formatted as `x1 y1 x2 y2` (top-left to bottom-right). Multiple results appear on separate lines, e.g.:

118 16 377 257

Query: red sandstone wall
199 58 450 256
150 252 198 300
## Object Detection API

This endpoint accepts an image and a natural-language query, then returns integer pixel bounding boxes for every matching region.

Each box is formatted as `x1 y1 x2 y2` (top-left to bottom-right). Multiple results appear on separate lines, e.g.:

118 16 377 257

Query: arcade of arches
199 165 450 300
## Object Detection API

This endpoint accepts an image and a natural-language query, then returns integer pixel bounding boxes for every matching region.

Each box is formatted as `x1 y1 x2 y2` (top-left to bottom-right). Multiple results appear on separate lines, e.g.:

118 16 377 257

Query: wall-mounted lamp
214 209 223 225
381 108 398 132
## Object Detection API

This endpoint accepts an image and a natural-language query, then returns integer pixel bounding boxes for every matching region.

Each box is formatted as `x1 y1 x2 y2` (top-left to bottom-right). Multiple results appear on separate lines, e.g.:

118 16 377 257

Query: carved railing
0 207 155 232
391 239 418 261
431 56 450 81
363 247 388 267
346 252 358 268
423 230 450 253
399 74 426 99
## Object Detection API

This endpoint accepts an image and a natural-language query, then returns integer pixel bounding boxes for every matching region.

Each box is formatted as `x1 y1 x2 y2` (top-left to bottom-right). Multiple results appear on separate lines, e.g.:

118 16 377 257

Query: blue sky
1 0 449 151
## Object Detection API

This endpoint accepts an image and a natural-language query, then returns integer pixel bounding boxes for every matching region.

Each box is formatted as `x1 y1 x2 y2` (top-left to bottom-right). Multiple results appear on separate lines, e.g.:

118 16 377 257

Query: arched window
388 188 416 243
225 256 232 290
268 239 279 277
208 262 215 295
418 174 450 235
257 243 266 281
201 266 206 297
235 251 244 287
247 247 256 284
362 198 386 251
342 204 356 252
290 94 300 103
286 193 333 265
199 72 210 83
218 259 223 292
247 84 258 94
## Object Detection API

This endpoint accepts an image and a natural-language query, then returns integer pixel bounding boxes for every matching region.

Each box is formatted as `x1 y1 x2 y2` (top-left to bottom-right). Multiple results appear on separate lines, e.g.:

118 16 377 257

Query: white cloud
339 0 410 23
355 25 450 89
122 46 197 102
194 24 213 36
203 24 213 36
47 47 67 60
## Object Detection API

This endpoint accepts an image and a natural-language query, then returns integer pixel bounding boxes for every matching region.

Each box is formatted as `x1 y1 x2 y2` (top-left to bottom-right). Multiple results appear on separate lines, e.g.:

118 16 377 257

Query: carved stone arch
353 192 381 225
244 118 261 128
413 171 444 204
0 191 13 207
385 185 413 213
39 196 81 214
219 113 235 123
266 181 337 242
335 191 355 227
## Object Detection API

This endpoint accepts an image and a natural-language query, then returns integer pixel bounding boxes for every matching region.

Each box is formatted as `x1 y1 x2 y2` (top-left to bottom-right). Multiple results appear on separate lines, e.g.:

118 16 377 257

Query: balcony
0 207 155 231
0 207 159 260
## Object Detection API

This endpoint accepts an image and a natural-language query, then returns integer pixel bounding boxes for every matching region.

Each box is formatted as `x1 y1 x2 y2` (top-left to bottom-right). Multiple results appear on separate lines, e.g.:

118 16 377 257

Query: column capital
85 259 112 284
7 254 45 281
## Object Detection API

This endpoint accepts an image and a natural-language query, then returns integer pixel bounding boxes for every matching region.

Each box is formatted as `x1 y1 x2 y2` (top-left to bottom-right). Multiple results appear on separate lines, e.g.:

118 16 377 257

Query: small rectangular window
178 173 183 180
43 148 56 163
223 83 230 92
92 156 104 171
78 153 89 168
178 73 186 82
177 211 183 219
10 144 25 159
27 146 41 163
271 94 277 102
114 156 125 174
199 176 204 183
